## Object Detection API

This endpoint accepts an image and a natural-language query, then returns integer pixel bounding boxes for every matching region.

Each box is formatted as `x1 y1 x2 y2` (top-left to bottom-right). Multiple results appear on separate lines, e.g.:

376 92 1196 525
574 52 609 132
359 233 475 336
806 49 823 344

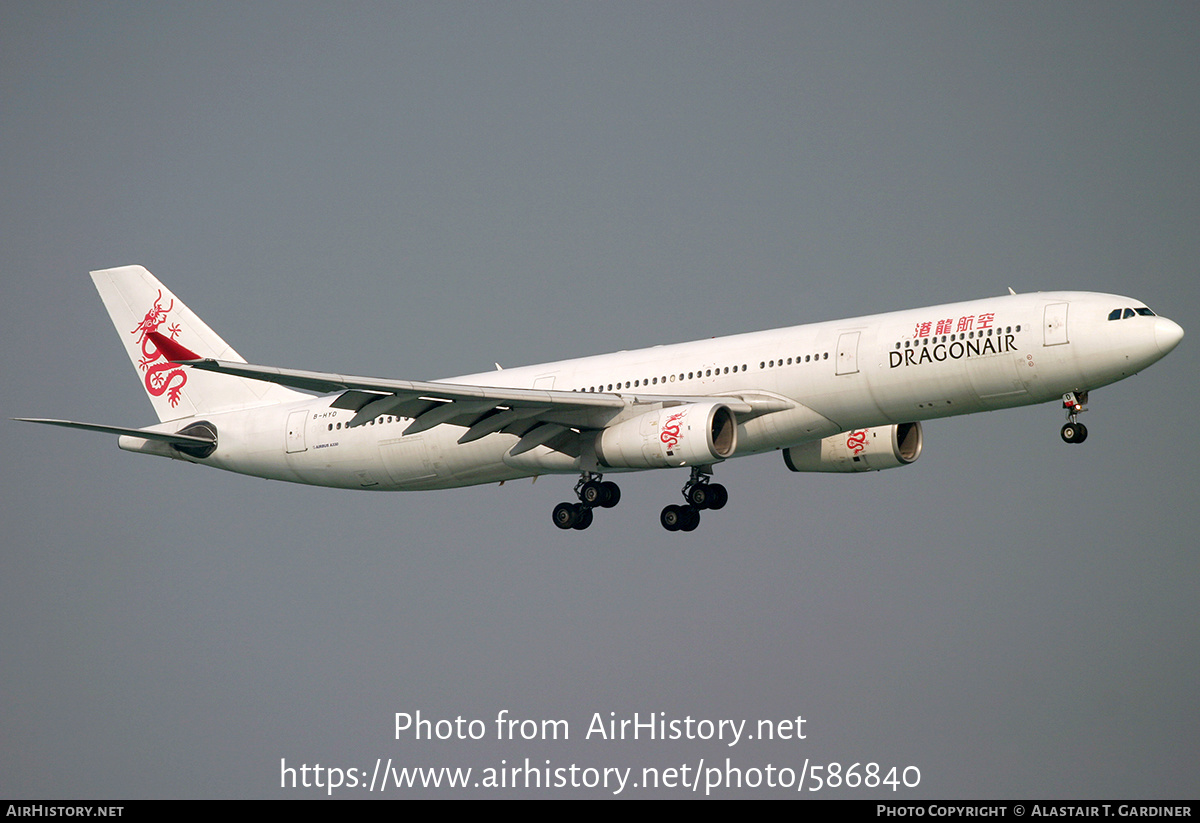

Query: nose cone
1154 317 1184 355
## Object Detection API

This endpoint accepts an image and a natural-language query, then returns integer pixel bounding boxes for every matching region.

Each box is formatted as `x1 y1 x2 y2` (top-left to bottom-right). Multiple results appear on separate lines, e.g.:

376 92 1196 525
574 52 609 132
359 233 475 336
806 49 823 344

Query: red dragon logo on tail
131 290 188 406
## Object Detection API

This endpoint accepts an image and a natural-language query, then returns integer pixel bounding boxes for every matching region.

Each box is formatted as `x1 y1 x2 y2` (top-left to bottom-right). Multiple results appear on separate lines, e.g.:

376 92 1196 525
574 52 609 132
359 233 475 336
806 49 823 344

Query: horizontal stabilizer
13 418 216 446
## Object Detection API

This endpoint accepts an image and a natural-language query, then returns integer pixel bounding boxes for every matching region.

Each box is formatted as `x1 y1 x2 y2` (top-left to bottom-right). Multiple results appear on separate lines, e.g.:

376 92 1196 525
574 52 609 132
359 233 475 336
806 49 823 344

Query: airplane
17 266 1184 532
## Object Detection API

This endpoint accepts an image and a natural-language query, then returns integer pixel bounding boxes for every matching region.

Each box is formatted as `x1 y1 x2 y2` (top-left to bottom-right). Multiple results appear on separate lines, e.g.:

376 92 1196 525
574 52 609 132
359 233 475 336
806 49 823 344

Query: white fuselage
122 290 1181 490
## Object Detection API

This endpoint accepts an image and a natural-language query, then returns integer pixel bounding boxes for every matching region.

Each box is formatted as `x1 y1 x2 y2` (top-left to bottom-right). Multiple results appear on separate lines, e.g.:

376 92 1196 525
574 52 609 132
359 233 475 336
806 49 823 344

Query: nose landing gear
1060 391 1089 444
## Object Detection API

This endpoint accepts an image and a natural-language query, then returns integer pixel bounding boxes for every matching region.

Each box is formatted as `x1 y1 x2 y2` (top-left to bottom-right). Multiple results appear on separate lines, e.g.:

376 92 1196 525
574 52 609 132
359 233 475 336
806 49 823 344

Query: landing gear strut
1060 391 1089 444
551 472 620 530
661 466 729 532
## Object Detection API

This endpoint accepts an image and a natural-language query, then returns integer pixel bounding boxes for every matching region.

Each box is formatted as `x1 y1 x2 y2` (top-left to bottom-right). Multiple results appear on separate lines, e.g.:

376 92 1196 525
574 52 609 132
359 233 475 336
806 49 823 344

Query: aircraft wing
149 332 793 447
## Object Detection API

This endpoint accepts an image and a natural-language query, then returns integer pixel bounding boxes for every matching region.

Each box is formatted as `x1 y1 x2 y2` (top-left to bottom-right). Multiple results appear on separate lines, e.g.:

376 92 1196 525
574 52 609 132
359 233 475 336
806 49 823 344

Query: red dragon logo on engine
660 411 686 452
845 429 869 455
131 289 188 406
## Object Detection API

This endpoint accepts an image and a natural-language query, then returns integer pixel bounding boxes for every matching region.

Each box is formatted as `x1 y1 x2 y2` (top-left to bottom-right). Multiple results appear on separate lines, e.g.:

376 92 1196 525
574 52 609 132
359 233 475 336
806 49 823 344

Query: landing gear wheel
572 506 594 530
553 502 580 530
580 480 605 506
660 504 684 532
661 504 700 532
686 483 713 509
675 467 724 526
1061 423 1088 444
679 506 700 531
600 481 621 508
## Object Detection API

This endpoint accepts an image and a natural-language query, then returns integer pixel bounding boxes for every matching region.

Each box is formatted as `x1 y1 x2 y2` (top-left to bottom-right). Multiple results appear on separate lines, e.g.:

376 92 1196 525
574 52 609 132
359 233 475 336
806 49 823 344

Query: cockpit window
1110 307 1156 320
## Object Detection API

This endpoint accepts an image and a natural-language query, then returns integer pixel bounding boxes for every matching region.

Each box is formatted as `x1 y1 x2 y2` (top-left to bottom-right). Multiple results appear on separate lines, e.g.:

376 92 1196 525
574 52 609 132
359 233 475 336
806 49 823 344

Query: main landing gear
551 467 729 533
551 472 621 530
660 466 728 533
1060 391 1089 444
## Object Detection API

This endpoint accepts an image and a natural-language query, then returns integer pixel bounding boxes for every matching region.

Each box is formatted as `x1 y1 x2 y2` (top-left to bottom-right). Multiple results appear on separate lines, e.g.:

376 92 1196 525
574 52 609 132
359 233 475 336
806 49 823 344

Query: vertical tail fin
91 265 305 422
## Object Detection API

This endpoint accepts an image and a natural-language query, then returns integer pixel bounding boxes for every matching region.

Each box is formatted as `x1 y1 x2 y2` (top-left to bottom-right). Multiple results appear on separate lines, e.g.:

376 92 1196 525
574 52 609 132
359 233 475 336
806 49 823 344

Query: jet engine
783 422 922 473
595 402 737 469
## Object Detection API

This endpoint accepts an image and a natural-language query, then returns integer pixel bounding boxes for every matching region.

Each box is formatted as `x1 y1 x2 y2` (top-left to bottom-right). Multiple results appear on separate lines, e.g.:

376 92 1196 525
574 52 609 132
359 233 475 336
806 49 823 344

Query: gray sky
2 2 1196 798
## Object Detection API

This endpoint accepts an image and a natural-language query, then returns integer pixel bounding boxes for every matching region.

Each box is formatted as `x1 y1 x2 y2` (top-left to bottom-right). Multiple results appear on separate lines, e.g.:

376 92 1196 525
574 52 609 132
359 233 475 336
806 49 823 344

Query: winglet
147 331 203 363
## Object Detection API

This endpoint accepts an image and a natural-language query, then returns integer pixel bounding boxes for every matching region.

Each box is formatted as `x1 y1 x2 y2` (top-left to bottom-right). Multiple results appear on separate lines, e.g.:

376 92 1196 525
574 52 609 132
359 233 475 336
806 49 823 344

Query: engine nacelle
595 402 738 469
783 422 923 473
